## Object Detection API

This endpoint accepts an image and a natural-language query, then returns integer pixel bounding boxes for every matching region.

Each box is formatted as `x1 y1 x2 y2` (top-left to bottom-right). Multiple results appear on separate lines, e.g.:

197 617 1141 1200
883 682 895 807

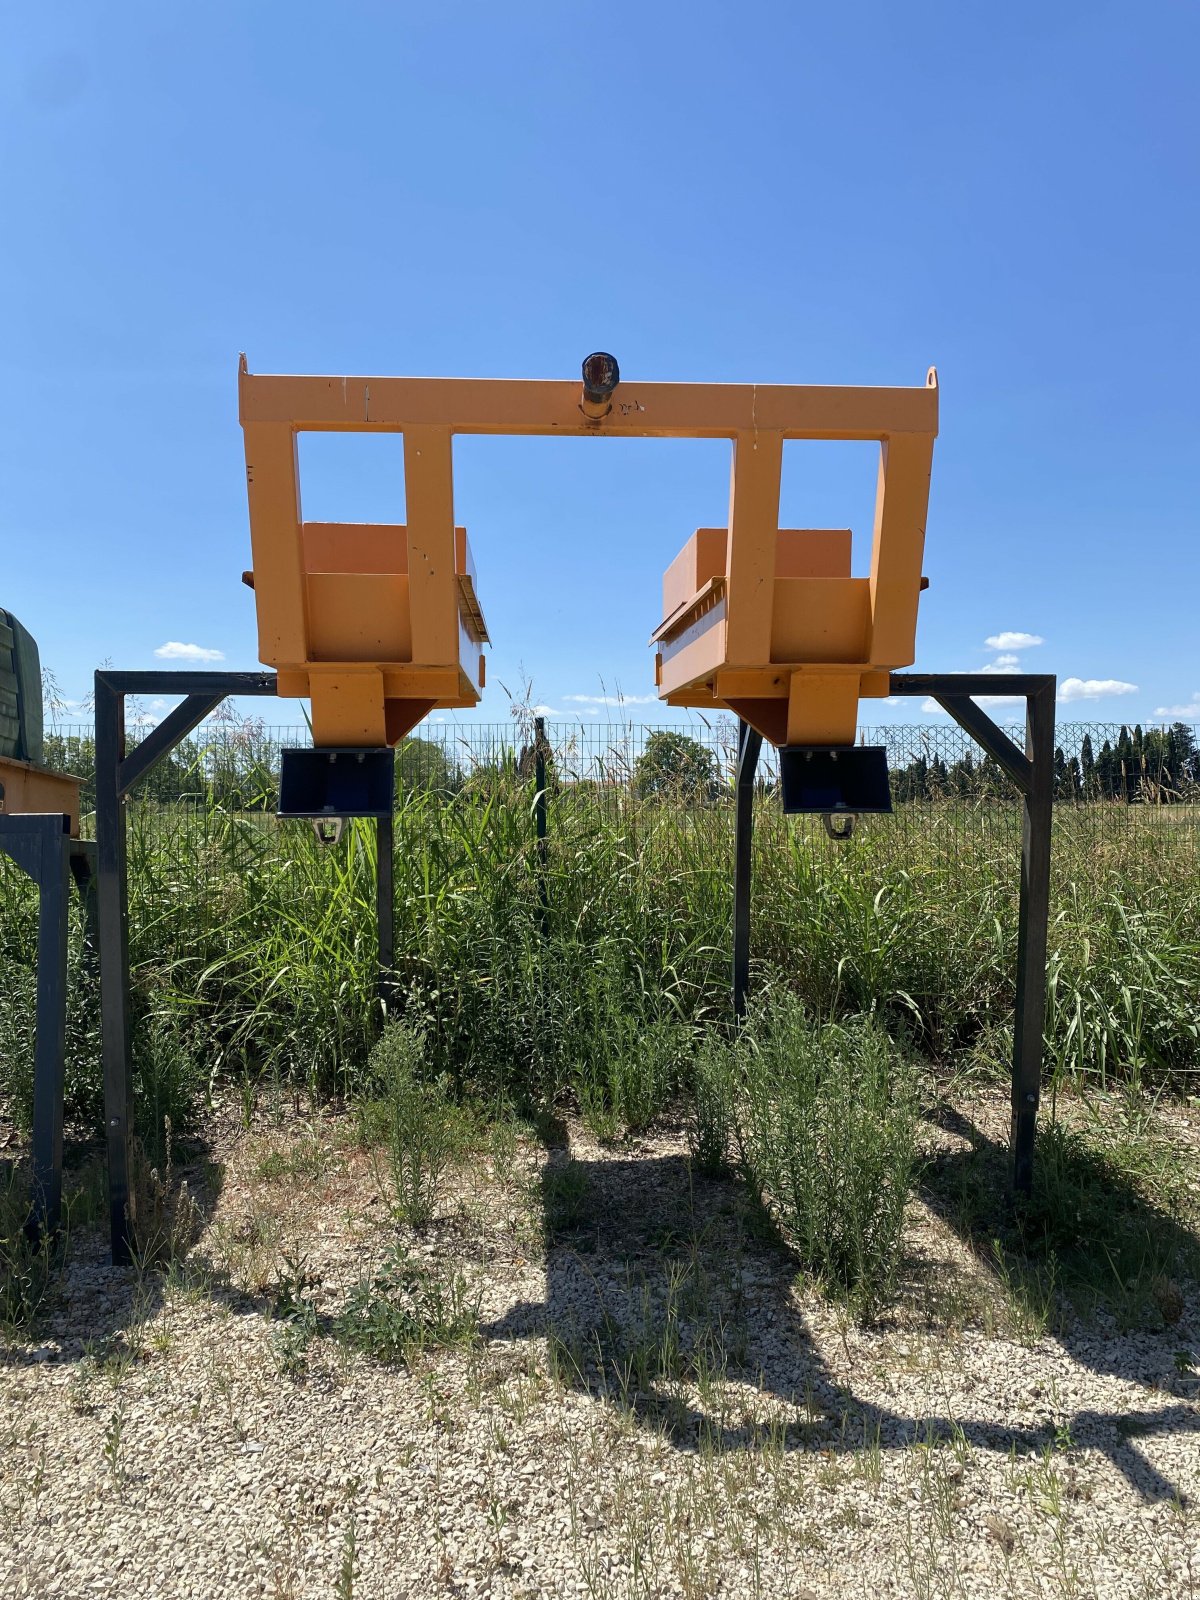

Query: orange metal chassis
240 359 937 748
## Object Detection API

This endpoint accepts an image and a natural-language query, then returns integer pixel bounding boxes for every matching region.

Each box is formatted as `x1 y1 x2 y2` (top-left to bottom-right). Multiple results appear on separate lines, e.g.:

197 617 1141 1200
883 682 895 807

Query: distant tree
1065 754 1083 803
1080 733 1096 798
633 731 720 803
1170 722 1198 787
1107 742 1126 806
891 753 929 802
948 751 976 797
395 736 458 797
1053 746 1068 800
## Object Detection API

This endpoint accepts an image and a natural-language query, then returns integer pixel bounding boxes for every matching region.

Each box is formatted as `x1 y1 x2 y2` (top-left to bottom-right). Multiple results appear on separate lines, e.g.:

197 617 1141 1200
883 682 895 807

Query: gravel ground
2 1090 1199 1599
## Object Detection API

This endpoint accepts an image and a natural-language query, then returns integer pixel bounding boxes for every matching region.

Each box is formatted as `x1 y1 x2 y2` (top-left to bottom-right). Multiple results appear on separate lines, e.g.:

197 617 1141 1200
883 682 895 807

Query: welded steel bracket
93 669 396 1264
732 673 1056 1195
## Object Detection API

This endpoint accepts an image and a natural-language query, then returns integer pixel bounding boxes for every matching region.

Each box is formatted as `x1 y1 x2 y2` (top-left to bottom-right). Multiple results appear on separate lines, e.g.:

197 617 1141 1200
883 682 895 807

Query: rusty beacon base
69 354 1056 1266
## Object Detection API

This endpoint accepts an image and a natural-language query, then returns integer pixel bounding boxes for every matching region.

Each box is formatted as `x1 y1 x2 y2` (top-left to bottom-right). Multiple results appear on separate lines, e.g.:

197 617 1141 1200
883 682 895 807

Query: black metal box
778 745 892 815
278 747 395 818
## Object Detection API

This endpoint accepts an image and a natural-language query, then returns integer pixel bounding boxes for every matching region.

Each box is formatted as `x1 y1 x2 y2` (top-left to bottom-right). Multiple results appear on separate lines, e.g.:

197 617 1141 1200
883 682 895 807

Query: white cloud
1153 695 1200 719
1060 677 1138 703
984 632 1043 652
983 654 1021 671
154 641 225 662
921 691 1023 714
562 693 658 707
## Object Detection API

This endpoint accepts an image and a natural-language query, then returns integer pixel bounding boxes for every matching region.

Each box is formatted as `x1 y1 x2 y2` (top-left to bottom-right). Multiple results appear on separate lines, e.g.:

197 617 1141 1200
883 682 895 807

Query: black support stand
93 670 397 1264
0 815 96 1242
533 715 550 938
731 673 1056 1194
732 718 763 1021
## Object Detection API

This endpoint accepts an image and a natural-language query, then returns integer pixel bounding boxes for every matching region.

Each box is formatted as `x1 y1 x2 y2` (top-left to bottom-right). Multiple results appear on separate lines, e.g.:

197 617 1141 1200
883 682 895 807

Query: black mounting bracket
732 673 1056 1196
93 670 395 1265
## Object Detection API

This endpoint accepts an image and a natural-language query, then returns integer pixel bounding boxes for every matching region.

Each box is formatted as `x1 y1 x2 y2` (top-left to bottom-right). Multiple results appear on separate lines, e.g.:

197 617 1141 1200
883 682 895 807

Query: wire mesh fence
34 714 1200 887
18 716 1198 929
37 714 1200 812
3 715 1197 1103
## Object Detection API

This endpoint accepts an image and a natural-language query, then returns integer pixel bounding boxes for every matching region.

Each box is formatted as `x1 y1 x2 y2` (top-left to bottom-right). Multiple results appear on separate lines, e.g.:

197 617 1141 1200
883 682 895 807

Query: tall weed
360 1021 466 1228
697 995 919 1319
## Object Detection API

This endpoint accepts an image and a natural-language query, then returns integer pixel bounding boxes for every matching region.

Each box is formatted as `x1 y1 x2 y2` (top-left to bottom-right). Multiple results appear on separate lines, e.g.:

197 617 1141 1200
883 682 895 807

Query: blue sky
2 2 1197 733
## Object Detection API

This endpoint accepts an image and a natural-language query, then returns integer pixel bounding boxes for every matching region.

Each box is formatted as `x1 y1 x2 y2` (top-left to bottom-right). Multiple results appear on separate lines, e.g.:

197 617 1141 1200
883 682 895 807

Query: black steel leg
534 715 549 938
95 674 134 1264
0 815 72 1244
733 719 762 1020
376 811 394 1005
1011 681 1055 1193
29 820 71 1242
892 672 1057 1195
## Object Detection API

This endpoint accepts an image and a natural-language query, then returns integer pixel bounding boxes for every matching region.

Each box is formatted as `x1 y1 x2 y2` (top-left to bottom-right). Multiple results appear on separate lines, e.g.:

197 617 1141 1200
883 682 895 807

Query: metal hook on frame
822 812 856 842
311 816 345 847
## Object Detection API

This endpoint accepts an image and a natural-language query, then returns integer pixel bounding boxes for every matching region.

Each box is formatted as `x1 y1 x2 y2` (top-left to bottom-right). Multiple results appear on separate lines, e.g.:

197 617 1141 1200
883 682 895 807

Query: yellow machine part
239 356 936 749
652 374 938 746
0 756 82 837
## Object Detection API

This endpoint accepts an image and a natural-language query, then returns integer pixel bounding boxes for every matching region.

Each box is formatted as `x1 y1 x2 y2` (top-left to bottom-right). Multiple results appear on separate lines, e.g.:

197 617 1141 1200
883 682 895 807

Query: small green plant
269 1244 319 1376
254 1135 330 1184
133 1016 203 1167
0 1172 59 1335
103 1403 126 1488
336 1513 359 1599
332 1239 478 1365
690 1034 735 1176
361 1021 467 1228
541 1158 591 1236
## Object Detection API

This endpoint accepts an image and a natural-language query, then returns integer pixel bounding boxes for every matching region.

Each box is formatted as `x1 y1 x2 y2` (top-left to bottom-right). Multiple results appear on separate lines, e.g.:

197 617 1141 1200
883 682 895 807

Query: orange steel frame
239 358 938 748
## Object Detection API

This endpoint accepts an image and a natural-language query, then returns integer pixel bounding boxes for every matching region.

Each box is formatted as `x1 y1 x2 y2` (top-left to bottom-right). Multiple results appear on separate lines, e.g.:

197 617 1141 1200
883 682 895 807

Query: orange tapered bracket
652 367 938 747
239 357 489 746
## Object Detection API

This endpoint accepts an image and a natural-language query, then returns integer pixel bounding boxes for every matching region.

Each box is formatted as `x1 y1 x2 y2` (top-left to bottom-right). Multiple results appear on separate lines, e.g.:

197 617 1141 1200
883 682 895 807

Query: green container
0 608 43 764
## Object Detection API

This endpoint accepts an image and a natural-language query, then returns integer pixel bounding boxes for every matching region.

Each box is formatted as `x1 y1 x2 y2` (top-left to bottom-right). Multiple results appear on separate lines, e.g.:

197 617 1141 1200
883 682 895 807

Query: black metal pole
534 715 549 938
28 820 71 1242
1011 681 1055 1194
376 810 394 1006
95 675 133 1265
733 719 762 1020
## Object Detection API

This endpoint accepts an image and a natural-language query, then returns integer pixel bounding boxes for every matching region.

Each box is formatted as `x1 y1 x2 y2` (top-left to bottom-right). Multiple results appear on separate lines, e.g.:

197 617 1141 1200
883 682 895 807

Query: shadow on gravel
0 1127 227 1369
922 1102 1200 1499
483 1141 1199 1502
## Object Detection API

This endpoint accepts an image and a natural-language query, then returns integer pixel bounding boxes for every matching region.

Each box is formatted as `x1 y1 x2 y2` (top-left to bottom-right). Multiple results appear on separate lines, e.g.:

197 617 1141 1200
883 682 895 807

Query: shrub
133 1017 203 1167
333 1239 478 1364
0 1170 56 1334
574 1004 695 1139
690 1032 736 1176
696 996 919 1319
362 1021 466 1228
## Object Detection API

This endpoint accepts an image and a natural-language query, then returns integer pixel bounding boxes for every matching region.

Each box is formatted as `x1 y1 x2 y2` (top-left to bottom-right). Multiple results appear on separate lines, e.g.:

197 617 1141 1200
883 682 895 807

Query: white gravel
2 1092 1198 1598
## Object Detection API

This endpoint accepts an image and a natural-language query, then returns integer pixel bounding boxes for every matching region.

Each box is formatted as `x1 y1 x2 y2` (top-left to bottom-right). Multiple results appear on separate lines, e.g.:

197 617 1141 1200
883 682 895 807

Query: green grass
1 774 1198 1156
